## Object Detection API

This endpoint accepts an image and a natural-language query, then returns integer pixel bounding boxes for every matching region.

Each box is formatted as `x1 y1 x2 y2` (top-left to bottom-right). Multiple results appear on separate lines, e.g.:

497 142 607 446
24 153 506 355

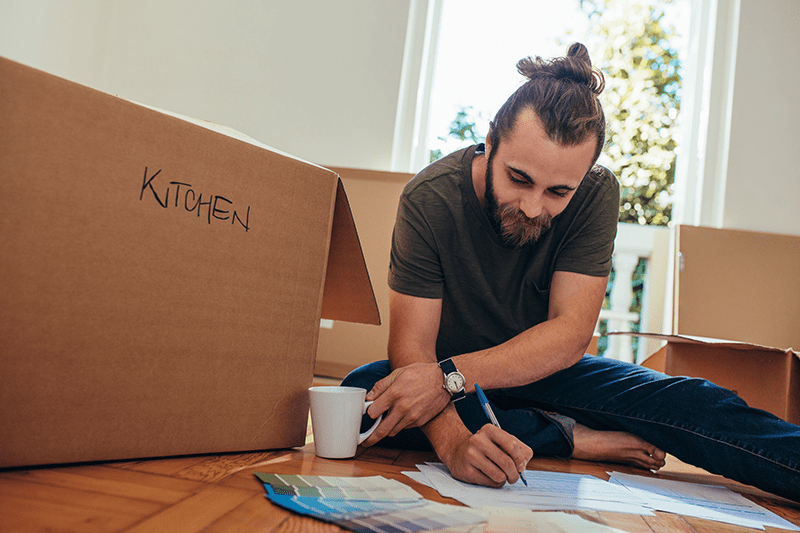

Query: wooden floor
2 374 799 532
2 422 799 533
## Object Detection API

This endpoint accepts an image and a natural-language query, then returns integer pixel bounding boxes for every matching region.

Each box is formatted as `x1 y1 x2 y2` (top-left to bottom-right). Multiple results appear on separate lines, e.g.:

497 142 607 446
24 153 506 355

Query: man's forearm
457 313 590 392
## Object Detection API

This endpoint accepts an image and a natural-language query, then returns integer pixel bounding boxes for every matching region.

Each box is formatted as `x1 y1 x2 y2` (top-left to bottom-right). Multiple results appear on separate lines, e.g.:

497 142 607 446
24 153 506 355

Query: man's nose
519 191 543 219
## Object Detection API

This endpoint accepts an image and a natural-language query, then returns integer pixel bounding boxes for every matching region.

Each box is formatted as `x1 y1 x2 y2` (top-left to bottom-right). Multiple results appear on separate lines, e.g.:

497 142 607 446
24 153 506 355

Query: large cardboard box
0 57 379 468
629 333 800 425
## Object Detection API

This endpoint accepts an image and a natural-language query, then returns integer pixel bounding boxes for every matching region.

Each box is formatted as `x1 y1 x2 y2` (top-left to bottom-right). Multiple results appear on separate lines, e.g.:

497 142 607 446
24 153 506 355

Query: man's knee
341 360 392 391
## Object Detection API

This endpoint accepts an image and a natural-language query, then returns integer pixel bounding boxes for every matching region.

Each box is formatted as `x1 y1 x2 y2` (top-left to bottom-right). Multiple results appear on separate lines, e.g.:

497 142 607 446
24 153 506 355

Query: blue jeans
342 356 800 502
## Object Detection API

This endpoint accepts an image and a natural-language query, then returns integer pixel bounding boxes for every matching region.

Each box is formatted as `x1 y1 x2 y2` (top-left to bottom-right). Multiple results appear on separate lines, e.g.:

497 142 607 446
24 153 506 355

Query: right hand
442 424 533 487
361 362 450 446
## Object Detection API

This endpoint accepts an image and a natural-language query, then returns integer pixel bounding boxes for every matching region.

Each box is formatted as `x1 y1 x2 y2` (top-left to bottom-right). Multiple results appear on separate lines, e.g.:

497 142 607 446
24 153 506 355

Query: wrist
423 407 471 464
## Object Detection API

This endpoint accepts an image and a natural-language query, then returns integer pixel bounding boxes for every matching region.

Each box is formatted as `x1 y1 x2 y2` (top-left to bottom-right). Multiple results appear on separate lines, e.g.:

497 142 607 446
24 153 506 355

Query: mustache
497 205 552 247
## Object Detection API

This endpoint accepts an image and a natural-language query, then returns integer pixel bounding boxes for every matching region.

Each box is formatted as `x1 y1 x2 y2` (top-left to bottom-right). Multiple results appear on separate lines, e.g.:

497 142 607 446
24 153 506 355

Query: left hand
362 362 450 446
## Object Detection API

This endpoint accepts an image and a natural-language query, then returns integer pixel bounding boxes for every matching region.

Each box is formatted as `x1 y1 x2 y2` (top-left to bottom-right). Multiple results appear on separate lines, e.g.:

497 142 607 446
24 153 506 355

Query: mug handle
357 400 383 445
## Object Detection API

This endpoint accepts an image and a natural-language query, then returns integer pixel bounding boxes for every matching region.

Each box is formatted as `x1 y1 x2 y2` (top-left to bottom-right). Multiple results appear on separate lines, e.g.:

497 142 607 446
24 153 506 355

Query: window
424 0 690 227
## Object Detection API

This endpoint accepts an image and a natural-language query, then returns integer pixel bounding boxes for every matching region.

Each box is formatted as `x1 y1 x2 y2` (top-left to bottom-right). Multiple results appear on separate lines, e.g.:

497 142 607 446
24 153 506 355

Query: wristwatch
438 358 466 401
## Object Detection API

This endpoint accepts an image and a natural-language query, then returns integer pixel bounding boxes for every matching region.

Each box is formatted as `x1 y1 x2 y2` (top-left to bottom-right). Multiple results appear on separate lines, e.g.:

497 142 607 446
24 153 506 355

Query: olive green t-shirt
388 144 620 360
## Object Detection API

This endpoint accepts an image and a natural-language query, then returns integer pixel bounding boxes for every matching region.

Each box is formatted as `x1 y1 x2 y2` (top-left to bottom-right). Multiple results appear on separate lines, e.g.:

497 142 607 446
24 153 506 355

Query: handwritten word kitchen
139 167 250 232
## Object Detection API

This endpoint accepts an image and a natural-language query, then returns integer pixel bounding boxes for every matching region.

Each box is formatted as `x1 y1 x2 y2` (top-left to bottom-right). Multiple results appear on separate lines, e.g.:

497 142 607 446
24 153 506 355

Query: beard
484 151 552 247
494 203 552 247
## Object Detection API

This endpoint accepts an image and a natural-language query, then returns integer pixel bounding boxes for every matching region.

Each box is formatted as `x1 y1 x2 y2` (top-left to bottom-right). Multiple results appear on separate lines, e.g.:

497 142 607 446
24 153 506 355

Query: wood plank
271 514 345 533
124 484 255 533
679 515 758 533
563 511 607 527
0 493 144 533
0 476 163 515
111 455 218 476
595 512 659 532
169 451 286 483
0 478 161 532
353 445 405 465
197 493 301 533
641 512 700 533
2 464 204 504
392 449 438 468
755 497 800 526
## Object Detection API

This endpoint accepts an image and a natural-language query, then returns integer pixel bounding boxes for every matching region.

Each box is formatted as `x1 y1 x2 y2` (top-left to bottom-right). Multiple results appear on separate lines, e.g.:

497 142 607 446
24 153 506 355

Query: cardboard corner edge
320 177 381 326
639 345 667 372
611 331 798 355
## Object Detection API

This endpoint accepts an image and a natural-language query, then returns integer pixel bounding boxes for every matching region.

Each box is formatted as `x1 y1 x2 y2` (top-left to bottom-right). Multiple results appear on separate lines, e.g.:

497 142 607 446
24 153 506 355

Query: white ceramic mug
308 386 382 459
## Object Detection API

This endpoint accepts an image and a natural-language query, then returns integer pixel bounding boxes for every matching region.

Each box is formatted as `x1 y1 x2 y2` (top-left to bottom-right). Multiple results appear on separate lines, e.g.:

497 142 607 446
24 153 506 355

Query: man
342 44 800 502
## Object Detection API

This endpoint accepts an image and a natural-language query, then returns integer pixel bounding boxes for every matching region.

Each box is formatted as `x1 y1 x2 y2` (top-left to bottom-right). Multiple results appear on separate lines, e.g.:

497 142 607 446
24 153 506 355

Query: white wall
722 0 800 235
0 0 411 170
1 0 798 235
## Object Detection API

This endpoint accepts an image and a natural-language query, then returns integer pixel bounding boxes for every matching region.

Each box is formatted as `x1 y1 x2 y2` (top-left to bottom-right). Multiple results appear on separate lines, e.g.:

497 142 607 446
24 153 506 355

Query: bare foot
571 423 666 471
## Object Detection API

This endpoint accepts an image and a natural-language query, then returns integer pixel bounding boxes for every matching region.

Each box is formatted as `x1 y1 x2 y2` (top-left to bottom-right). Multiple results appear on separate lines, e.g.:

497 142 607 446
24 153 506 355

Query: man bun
516 42 604 96
567 42 592 64
489 43 607 167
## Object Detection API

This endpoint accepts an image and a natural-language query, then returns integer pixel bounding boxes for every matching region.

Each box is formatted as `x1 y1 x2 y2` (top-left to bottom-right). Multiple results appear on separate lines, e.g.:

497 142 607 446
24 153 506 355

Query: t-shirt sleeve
388 193 445 299
553 167 620 277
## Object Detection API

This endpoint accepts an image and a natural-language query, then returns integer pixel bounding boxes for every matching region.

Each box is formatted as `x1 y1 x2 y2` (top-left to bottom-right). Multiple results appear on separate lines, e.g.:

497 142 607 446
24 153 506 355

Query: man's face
484 151 553 247
483 109 597 247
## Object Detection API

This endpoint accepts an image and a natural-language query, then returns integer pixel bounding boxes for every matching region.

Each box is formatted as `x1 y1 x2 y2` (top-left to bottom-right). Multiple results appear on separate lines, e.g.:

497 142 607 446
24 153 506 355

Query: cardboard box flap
615 332 800 425
609 332 799 359
129 98 380 326
321 179 381 325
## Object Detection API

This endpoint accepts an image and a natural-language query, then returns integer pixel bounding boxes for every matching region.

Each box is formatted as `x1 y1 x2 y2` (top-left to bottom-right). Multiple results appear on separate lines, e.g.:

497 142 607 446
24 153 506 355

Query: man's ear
484 128 493 157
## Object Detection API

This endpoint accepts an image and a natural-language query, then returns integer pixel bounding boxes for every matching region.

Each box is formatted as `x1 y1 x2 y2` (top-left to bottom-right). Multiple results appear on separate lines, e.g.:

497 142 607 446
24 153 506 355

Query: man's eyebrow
507 165 577 191
507 165 534 184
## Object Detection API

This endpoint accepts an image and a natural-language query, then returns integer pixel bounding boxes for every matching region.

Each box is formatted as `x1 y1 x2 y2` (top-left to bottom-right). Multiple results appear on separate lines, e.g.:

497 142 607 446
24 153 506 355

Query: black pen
474 383 528 486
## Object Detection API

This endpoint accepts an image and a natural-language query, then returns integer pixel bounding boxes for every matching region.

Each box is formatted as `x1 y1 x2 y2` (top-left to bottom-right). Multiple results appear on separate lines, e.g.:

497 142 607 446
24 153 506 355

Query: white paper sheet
608 471 800 531
403 463 799 531
405 463 654 515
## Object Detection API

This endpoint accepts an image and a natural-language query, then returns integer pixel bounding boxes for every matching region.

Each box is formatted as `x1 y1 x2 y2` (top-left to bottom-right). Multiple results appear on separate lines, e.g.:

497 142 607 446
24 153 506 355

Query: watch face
446 373 465 392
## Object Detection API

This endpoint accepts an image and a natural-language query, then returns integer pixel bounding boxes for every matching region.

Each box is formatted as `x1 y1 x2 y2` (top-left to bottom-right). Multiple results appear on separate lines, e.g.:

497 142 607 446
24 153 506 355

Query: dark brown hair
489 43 606 165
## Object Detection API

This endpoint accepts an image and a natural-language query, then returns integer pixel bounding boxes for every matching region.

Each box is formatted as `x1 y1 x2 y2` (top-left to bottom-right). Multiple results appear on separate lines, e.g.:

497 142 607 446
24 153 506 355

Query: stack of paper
608 472 800 531
403 463 800 531
404 463 653 515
